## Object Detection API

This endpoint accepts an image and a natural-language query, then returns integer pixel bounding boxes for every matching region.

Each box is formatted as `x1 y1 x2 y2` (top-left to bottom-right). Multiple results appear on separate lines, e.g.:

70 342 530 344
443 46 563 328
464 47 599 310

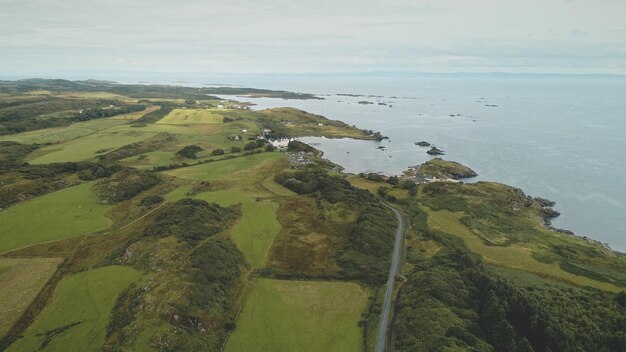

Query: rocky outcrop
426 146 445 155
415 158 477 180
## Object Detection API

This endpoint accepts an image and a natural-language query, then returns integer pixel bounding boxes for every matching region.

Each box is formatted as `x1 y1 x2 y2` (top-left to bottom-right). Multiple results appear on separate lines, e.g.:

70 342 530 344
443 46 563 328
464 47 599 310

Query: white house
269 138 293 150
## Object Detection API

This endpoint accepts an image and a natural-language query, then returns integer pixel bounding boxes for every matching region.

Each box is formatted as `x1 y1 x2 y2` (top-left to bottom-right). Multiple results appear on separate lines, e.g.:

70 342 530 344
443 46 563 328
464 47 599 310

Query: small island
426 146 445 155
410 158 478 180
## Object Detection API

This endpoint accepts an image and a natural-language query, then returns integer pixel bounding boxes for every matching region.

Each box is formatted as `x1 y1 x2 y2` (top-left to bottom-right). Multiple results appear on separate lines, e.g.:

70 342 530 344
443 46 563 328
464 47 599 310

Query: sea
127 75 626 252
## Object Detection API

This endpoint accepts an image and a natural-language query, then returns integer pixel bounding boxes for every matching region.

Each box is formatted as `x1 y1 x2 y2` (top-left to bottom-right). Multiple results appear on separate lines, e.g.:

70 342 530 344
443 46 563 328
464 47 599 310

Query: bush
176 145 203 159
212 148 225 156
231 146 241 153
98 170 161 204
140 195 164 206
143 198 240 243
243 140 265 151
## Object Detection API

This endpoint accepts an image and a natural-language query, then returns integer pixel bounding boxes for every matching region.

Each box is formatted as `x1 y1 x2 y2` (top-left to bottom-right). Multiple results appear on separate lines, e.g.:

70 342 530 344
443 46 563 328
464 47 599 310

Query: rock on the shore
415 141 431 147
427 146 445 155
535 197 557 207
416 158 477 180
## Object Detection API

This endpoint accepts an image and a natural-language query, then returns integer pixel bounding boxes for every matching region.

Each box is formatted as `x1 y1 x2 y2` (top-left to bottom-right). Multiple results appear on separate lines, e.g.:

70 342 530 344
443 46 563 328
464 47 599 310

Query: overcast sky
1 0 625 76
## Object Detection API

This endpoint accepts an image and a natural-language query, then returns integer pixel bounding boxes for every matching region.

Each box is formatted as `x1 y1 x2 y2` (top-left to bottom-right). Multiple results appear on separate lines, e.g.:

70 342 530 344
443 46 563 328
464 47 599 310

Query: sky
1 0 625 77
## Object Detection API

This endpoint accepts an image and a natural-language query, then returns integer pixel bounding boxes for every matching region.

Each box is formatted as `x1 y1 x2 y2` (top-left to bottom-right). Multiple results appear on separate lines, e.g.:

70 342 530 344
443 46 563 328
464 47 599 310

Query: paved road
375 203 405 352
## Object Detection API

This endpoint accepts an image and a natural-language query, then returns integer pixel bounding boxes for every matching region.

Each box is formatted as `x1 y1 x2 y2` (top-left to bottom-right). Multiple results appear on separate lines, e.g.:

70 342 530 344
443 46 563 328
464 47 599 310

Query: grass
269 197 337 276
120 150 177 169
157 108 224 124
109 105 160 120
0 182 112 254
424 207 622 292
0 257 63 337
226 279 368 352
28 130 156 164
57 91 137 102
0 118 127 145
163 152 282 182
163 153 286 268
195 190 280 268
6 266 141 352
348 176 383 194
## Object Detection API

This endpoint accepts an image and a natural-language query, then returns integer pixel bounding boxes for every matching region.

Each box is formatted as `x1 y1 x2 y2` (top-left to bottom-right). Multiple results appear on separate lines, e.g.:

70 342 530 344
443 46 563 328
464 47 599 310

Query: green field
0 118 127 145
28 130 156 164
164 152 282 181
6 266 141 352
0 257 63 337
157 108 224 124
226 279 368 352
195 190 280 268
0 182 112 254
163 153 285 268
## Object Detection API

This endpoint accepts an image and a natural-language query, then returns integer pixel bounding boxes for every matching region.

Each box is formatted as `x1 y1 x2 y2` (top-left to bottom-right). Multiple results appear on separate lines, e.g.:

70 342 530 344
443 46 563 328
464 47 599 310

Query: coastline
308 139 624 255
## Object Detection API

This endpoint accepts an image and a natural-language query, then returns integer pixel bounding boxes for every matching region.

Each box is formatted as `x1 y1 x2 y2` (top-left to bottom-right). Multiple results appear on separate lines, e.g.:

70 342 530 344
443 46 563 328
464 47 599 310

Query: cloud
0 0 625 75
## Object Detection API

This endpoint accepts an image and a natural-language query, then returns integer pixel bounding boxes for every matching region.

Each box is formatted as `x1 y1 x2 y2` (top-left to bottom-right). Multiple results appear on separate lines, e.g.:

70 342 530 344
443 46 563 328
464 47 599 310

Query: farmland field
163 152 282 181
109 105 160 120
6 266 141 352
195 190 281 268
0 182 112 254
157 108 224 124
28 130 156 164
163 153 285 268
225 279 368 352
0 118 127 145
0 257 63 337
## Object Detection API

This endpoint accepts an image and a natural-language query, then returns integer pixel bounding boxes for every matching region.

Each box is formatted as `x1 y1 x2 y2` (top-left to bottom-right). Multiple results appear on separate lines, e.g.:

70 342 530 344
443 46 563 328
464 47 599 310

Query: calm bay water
210 76 626 251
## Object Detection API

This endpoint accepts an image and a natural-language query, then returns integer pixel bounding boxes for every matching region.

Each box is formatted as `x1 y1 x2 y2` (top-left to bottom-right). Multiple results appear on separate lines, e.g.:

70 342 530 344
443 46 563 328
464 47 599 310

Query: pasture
0 182 112 254
28 130 156 164
0 257 63 337
163 152 282 182
6 266 141 352
195 190 280 268
226 279 368 352
163 153 286 268
0 118 127 145
157 108 224 124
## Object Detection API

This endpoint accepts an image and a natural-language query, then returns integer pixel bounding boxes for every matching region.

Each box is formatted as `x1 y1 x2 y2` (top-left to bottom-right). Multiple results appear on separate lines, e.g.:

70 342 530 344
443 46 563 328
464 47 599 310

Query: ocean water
208 76 626 251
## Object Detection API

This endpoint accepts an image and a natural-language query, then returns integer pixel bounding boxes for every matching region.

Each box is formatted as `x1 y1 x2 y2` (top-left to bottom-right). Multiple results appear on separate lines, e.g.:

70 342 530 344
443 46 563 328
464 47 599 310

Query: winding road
375 203 406 352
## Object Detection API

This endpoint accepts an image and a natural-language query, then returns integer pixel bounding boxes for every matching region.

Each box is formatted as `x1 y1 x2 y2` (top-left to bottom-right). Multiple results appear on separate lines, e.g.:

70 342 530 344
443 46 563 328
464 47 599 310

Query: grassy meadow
6 266 141 352
164 152 282 182
195 190 281 268
28 130 156 164
164 153 286 268
157 108 225 124
0 182 112 254
0 257 63 337
226 279 368 352
0 118 127 145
